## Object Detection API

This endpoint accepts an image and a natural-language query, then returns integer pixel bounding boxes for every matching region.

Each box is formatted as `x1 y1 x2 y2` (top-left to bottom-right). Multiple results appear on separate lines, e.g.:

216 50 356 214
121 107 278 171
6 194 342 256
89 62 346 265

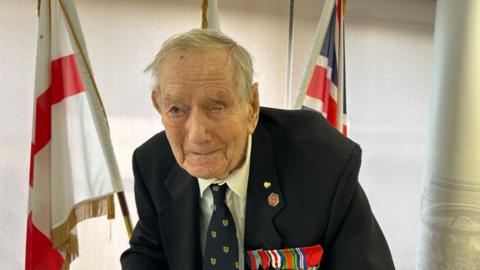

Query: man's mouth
189 150 220 156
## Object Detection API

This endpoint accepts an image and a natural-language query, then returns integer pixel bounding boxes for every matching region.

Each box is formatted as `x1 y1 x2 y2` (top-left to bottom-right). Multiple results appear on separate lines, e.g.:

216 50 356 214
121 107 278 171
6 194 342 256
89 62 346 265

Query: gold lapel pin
263 181 272 189
268 192 280 207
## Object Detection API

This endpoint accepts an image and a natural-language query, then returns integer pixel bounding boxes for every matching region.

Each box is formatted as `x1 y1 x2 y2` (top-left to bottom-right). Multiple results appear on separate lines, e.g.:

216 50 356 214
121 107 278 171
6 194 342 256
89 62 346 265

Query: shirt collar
198 135 252 200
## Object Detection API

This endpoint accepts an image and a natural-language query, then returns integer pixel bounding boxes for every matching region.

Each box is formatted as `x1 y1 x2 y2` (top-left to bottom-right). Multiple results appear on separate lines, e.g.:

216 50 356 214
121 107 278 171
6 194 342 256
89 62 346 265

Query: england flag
26 1 123 269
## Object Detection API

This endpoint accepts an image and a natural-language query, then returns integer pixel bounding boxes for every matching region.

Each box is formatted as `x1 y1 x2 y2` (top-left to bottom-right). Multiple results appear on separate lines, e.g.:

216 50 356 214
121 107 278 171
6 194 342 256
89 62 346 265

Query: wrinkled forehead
159 48 235 84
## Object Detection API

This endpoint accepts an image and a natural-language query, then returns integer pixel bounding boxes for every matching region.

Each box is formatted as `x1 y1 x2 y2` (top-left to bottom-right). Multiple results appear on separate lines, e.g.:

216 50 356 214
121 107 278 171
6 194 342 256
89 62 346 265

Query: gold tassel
107 194 115 219
51 195 115 269
59 235 78 270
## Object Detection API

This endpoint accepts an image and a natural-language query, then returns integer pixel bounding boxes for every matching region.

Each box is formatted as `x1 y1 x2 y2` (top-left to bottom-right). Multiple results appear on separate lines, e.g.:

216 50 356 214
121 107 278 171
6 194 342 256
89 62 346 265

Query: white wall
0 0 435 269
345 2 435 269
0 1 37 269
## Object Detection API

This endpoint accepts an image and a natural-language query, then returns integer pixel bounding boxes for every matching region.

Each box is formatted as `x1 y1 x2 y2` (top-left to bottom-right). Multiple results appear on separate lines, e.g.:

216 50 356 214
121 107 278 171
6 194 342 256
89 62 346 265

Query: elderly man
121 29 395 270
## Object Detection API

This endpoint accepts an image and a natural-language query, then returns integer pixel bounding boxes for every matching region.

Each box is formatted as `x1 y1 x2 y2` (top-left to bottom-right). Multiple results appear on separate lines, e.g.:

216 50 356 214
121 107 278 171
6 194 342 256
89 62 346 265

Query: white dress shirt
198 135 252 270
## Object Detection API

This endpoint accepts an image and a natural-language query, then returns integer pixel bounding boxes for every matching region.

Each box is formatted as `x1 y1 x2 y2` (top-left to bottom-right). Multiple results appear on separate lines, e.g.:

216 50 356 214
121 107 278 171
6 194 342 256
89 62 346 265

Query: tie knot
210 184 227 205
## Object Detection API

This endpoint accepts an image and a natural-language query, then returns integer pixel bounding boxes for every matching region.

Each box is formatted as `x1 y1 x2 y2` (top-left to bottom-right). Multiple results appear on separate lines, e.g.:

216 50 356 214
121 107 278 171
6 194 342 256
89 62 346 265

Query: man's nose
185 109 213 144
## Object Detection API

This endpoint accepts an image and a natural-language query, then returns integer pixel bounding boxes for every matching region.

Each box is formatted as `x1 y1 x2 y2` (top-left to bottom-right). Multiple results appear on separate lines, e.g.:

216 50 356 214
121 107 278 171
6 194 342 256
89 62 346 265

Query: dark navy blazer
120 107 395 270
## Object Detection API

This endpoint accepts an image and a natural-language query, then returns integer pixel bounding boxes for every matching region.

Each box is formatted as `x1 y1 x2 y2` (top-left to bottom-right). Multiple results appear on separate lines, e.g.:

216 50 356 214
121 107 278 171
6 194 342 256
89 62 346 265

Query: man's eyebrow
208 90 233 101
162 94 181 104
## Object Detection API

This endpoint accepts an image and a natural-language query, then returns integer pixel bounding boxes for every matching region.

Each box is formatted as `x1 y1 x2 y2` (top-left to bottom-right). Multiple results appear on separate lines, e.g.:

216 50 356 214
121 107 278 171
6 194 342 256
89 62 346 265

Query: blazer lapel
158 164 202 270
245 124 286 250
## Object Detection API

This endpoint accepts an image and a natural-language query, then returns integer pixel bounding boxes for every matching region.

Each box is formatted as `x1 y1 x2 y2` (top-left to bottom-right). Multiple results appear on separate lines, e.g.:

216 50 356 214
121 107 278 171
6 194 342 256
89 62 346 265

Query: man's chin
184 165 226 180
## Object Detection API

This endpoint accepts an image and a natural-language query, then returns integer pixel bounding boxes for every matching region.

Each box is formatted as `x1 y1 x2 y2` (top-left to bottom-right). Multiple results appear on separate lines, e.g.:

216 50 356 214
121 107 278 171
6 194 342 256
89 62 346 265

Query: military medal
245 244 323 269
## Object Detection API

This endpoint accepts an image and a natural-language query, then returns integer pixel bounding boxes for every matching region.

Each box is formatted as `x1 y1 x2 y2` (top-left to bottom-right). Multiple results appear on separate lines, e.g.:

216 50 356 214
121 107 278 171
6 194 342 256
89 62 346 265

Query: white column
417 0 480 269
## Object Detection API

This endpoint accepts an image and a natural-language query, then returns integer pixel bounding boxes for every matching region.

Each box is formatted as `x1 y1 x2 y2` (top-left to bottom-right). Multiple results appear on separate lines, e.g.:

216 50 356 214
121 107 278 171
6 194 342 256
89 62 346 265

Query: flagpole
336 0 346 135
59 0 133 239
285 0 295 109
117 191 133 237
201 0 208 29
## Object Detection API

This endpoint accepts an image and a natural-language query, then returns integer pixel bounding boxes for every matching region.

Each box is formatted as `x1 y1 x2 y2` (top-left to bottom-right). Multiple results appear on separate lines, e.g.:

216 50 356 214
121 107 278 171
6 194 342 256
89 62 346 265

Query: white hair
145 29 254 102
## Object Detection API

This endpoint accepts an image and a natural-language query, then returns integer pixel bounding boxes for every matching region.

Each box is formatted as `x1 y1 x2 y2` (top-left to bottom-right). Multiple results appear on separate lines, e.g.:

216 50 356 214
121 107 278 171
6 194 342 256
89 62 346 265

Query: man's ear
151 88 161 113
247 82 260 134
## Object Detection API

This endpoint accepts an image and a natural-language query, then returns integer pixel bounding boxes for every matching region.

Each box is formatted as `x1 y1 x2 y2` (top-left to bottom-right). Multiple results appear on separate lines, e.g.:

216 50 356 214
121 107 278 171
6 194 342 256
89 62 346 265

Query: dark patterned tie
203 184 239 270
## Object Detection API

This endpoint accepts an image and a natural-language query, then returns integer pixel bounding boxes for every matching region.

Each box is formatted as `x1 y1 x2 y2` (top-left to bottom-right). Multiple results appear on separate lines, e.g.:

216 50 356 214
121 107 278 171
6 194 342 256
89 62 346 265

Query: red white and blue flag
26 1 123 269
295 0 348 136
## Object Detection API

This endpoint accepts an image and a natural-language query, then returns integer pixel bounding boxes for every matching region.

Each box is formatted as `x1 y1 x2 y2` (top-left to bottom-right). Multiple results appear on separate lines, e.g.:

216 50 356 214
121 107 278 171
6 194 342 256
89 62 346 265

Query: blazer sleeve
120 150 169 270
320 145 396 270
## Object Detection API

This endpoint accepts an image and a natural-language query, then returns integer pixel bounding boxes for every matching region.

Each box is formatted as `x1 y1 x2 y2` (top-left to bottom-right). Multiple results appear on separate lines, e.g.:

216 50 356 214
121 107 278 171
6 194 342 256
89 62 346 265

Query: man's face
152 48 259 180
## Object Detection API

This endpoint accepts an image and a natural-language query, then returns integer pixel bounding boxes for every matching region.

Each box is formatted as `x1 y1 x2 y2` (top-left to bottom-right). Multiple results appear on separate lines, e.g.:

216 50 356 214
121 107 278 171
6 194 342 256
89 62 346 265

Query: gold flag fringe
58 235 78 270
107 194 115 219
51 194 115 269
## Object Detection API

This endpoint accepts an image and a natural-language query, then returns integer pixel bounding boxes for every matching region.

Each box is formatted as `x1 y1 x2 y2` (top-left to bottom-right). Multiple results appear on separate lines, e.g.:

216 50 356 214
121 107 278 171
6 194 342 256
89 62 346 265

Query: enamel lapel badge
268 192 280 207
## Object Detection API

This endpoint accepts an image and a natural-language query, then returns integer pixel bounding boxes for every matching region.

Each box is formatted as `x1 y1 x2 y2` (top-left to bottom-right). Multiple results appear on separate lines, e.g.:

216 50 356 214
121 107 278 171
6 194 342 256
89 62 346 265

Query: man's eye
167 106 186 117
207 104 228 118
210 106 225 113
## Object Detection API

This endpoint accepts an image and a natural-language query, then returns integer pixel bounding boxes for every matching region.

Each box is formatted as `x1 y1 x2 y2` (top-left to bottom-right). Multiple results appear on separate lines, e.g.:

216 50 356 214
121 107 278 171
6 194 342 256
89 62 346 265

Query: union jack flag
296 0 348 136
